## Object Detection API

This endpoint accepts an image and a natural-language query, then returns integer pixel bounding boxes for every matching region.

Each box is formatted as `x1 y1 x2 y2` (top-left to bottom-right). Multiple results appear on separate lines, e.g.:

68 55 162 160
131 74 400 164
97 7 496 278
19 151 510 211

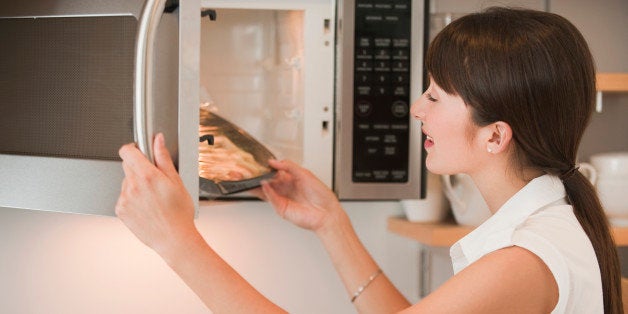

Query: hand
261 159 345 233
116 133 198 257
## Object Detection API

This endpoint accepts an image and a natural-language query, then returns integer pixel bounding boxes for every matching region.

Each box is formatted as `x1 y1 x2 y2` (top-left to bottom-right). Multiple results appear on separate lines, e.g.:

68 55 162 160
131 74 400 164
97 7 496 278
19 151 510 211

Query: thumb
153 133 179 181
261 180 288 218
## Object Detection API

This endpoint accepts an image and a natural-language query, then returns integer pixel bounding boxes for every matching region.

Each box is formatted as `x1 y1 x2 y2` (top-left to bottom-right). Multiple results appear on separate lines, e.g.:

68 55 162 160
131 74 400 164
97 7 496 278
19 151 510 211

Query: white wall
0 201 419 314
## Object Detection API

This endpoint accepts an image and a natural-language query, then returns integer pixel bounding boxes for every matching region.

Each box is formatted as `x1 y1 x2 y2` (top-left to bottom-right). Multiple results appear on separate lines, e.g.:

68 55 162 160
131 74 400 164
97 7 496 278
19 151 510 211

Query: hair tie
559 165 580 181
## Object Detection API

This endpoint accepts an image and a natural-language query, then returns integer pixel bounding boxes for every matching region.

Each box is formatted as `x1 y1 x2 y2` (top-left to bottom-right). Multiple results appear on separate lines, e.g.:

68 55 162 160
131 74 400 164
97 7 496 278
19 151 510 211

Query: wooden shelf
597 73 628 92
388 216 628 247
387 217 473 247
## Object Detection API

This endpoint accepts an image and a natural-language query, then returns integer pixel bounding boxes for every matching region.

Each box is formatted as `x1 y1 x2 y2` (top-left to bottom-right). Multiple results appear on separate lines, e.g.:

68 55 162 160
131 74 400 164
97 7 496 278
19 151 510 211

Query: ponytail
563 173 623 313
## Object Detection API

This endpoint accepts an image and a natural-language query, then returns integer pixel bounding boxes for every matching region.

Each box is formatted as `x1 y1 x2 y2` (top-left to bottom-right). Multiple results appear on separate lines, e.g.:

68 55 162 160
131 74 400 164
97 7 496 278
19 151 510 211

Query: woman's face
410 80 484 175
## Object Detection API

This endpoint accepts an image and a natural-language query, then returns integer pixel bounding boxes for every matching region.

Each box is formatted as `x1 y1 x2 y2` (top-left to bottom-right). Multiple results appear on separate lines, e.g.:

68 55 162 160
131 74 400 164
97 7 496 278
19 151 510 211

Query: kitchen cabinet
387 217 628 296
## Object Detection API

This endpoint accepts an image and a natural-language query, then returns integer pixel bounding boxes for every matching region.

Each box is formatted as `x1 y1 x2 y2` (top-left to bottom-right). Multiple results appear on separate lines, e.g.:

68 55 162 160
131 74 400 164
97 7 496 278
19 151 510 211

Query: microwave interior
200 8 305 166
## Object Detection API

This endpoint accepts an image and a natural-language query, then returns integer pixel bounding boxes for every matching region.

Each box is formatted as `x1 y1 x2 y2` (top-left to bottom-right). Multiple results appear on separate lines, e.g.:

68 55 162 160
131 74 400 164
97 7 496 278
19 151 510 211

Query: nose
410 97 426 121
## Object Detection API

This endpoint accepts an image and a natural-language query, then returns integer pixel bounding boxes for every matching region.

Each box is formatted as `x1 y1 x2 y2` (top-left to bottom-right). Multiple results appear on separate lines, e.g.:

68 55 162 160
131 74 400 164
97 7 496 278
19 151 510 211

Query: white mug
441 174 492 227
578 162 597 185
588 152 628 226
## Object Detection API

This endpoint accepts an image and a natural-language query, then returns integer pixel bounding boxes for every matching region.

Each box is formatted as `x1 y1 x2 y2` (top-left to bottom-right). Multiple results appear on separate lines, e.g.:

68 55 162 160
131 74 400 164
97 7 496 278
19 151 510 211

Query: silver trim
134 0 167 163
0 14 134 19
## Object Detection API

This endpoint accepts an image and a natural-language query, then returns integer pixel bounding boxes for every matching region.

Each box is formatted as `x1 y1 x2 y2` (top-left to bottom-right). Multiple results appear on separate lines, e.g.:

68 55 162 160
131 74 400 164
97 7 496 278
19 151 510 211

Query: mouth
424 132 434 149
426 135 434 143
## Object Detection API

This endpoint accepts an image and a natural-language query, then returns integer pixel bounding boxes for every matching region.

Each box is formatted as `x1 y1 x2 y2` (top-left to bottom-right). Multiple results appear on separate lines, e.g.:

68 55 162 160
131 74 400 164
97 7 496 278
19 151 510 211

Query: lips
423 130 434 149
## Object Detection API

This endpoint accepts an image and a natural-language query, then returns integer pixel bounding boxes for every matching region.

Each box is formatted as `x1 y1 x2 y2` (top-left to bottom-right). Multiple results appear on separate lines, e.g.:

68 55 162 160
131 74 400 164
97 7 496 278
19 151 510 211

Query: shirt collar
450 174 568 273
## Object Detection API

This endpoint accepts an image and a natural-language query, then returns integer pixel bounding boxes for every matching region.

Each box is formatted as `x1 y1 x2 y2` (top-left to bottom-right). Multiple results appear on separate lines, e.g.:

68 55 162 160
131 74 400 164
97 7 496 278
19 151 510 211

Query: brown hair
426 7 622 313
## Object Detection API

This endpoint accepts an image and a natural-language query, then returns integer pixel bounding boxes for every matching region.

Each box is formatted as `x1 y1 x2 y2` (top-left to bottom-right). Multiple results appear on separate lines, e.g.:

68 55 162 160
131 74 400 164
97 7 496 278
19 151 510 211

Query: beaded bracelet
350 268 383 303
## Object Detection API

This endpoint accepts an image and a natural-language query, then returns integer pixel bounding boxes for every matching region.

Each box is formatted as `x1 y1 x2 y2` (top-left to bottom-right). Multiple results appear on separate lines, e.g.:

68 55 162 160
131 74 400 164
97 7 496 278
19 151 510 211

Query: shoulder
405 246 557 314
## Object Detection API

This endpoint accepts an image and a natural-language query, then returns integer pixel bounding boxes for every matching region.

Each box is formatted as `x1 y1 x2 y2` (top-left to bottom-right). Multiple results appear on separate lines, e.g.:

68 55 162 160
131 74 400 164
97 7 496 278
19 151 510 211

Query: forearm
161 229 286 314
316 212 411 313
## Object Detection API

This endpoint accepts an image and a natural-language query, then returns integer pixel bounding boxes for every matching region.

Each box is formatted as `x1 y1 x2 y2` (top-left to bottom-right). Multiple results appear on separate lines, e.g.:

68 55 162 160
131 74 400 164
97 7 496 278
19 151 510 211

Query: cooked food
199 133 270 182
198 109 273 183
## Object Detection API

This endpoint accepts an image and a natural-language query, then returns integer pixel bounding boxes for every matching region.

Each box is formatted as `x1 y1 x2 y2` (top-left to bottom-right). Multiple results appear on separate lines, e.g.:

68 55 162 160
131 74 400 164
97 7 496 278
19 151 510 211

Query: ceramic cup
590 152 628 177
441 173 492 227
589 152 628 226
402 171 448 222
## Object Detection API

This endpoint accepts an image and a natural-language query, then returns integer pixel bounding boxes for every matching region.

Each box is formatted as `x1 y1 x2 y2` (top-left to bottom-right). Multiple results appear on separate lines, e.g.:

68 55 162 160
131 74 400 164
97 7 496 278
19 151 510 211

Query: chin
424 158 441 174
425 158 455 175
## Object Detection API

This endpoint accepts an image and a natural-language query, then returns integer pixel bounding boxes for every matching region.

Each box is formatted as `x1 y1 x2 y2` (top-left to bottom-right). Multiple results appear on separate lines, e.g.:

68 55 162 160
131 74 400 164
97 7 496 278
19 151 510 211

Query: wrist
158 227 206 266
315 208 352 245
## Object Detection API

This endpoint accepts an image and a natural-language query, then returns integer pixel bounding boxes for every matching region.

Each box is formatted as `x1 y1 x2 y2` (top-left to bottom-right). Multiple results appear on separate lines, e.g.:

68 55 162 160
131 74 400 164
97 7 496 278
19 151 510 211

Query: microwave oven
0 0 425 216
200 0 425 200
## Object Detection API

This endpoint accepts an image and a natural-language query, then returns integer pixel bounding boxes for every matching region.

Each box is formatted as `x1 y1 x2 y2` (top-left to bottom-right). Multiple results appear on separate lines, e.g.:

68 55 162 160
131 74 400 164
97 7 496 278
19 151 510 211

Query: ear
485 121 512 154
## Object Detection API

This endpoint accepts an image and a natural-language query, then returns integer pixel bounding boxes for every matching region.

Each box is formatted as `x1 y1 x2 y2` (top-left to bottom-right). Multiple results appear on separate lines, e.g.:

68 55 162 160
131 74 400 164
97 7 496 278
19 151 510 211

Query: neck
471 166 543 214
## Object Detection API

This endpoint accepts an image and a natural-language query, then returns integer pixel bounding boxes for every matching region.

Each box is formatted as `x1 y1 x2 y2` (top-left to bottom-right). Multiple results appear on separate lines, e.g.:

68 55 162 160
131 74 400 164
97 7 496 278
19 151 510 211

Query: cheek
425 120 477 173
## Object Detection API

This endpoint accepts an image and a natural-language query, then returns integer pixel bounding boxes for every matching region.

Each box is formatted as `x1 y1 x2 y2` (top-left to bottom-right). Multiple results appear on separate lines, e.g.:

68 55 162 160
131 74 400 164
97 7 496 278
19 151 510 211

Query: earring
487 147 493 153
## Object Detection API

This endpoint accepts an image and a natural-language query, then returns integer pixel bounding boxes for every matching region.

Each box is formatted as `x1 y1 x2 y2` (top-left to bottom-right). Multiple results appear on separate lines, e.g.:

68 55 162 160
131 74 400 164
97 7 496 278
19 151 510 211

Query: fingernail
157 133 165 145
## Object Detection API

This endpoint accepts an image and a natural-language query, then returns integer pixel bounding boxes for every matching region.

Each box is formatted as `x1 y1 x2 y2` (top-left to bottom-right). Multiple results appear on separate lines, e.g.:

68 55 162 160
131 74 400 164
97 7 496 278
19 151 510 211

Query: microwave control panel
352 0 411 183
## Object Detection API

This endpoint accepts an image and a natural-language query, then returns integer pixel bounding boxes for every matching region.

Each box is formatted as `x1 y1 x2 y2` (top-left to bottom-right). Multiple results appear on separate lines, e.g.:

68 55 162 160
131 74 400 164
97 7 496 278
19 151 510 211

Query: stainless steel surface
0 155 124 215
0 0 141 18
178 0 200 211
334 0 425 199
0 0 200 215
134 0 167 163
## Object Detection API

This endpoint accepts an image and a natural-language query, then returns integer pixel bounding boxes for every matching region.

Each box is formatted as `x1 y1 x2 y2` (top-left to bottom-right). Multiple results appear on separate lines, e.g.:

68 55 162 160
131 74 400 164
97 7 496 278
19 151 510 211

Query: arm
116 133 285 314
261 160 410 313
261 161 559 313
400 246 558 314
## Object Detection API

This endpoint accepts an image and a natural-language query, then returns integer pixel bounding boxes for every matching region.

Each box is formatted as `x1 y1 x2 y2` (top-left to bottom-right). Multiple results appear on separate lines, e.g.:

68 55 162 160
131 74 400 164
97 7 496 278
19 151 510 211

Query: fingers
119 142 154 177
153 133 179 182
118 133 179 182
268 159 311 180
268 159 297 171
261 180 288 218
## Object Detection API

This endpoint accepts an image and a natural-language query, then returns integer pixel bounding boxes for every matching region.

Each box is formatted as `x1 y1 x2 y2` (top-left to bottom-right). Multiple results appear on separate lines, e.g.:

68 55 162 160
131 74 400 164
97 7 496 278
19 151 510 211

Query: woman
116 7 622 313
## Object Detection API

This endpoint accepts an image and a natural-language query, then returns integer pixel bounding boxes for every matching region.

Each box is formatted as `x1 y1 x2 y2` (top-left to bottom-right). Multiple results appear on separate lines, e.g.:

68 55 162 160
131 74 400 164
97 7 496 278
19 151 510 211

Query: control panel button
356 86 371 96
374 61 391 72
392 61 409 72
392 49 409 60
358 37 371 47
391 101 408 117
356 60 373 72
356 48 374 60
374 38 392 47
374 49 391 60
355 100 373 117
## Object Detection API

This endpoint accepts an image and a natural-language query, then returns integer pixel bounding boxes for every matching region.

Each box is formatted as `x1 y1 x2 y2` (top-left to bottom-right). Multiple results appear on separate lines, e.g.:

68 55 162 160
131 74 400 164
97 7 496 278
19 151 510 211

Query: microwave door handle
134 0 167 163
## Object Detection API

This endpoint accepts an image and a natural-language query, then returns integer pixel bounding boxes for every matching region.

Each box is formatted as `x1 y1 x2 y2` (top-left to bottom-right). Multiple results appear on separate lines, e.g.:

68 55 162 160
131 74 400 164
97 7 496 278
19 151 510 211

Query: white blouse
449 174 603 313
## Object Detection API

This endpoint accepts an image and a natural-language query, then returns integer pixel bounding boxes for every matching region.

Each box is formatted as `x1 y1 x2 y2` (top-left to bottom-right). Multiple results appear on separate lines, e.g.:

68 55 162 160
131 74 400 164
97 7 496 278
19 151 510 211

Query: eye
426 92 437 102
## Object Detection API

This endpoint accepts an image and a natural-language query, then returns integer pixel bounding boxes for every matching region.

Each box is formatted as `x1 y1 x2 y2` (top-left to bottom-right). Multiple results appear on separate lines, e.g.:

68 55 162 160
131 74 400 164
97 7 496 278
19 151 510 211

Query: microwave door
0 14 136 215
0 0 199 215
